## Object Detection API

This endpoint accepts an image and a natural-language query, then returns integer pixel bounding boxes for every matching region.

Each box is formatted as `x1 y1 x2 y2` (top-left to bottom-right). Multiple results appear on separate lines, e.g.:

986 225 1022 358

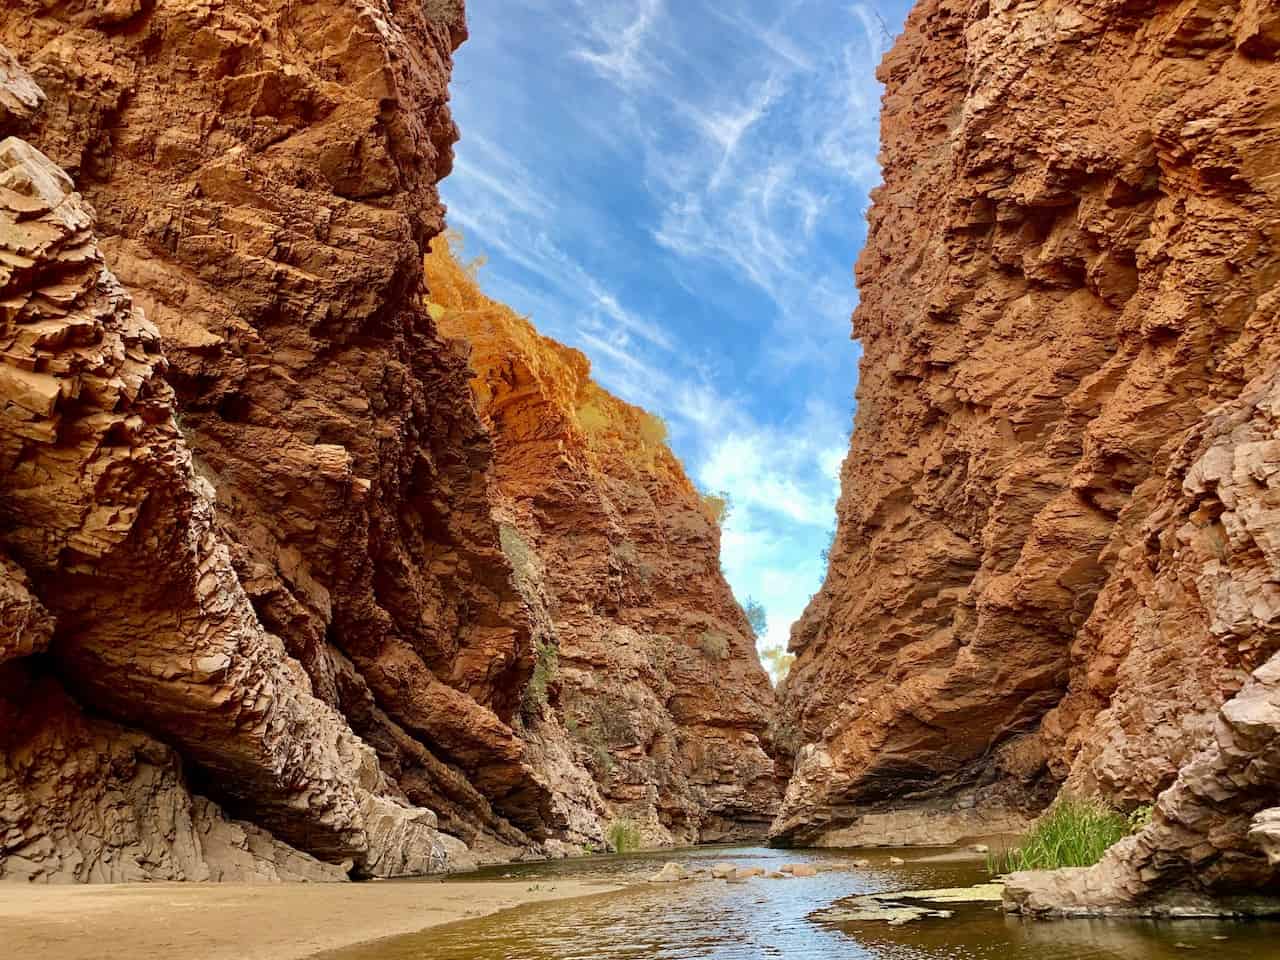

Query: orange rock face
777 0 1280 902
426 237 779 844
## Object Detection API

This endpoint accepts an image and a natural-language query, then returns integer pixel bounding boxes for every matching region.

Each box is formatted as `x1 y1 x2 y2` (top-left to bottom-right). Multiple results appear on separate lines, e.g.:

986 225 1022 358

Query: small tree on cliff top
743 597 767 638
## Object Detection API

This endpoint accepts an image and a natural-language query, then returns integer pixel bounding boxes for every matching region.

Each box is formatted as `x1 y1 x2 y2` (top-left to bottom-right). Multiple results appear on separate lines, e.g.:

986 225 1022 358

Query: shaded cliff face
425 237 779 843
0 0 568 880
0 133 454 881
777 0 1280 899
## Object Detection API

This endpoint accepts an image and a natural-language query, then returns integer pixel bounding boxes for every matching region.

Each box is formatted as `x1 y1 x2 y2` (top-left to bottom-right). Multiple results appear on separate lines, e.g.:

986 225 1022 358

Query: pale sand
0 879 625 960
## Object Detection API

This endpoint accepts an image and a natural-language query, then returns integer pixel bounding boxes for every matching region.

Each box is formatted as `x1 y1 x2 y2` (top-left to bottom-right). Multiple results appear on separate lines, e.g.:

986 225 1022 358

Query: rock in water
649 863 689 884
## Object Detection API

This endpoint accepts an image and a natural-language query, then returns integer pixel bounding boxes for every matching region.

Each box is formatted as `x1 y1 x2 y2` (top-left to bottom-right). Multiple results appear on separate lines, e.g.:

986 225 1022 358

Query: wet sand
0 878 625 960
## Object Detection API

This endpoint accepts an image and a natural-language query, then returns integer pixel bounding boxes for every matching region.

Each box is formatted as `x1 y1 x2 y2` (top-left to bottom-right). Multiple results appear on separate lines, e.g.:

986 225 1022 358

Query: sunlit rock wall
778 0 1280 905
426 237 780 845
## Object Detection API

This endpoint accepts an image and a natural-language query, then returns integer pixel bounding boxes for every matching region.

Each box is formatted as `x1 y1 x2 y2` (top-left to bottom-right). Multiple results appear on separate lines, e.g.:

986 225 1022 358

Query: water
319 846 1280 959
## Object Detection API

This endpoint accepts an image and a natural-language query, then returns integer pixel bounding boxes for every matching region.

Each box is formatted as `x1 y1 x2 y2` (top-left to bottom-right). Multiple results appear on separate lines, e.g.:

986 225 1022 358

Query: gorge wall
777 0 1280 911
425 237 778 845
0 0 776 884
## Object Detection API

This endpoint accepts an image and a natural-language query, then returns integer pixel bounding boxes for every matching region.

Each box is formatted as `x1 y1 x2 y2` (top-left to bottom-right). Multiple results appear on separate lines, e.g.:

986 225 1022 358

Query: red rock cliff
426 236 780 844
0 0 576 881
777 0 1280 907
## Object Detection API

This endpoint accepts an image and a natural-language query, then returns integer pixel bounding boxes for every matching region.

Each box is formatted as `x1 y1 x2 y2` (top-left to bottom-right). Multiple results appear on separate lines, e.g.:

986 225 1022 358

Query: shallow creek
320 845 1280 959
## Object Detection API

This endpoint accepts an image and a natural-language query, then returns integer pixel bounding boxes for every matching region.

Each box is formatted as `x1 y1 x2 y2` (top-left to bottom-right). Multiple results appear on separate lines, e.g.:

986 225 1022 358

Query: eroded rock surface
0 0 560 878
426 237 779 845
0 133 460 879
777 0 1280 906
1007 369 1280 912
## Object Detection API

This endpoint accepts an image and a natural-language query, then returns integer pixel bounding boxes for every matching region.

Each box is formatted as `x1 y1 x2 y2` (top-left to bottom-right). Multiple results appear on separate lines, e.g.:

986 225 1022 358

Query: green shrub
820 526 836 565
638 412 669 447
1128 804 1155 833
988 797 1131 875
605 818 642 854
743 598 767 637
499 523 536 585
522 641 558 715
698 630 731 661
591 739 614 777
699 491 730 526
565 697 623 779
760 645 795 685
576 396 611 440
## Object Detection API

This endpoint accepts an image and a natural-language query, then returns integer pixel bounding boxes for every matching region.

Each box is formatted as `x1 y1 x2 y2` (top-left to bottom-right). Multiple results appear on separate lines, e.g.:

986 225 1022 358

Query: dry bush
698 630 731 661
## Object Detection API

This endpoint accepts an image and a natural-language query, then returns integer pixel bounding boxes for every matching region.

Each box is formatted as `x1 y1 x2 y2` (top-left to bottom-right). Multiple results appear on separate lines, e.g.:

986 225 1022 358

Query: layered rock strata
0 0 547 877
0 134 455 881
777 0 1280 905
426 236 779 844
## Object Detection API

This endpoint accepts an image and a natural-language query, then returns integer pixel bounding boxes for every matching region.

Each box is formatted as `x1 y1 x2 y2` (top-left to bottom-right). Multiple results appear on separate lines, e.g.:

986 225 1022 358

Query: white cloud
571 0 665 90
708 5 815 72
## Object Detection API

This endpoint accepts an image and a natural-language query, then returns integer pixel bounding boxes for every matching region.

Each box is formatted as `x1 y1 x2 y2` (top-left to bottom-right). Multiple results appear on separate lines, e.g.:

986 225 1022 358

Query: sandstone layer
777 0 1280 907
425 236 779 844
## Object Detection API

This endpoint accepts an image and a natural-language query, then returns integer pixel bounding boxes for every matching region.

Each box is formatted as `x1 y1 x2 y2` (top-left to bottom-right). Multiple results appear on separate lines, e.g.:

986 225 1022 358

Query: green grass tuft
988 797 1131 875
605 818 642 854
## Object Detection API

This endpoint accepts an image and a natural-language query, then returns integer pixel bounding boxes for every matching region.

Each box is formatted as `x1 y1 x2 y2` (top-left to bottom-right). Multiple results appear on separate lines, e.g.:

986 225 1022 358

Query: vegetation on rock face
638 412 669 447
1127 804 1154 834
743 598 767 638
499 523 537 587
988 798 1132 875
695 487 732 527
760 646 795 686
698 630 731 661
576 394 612 439
522 641 558 715
421 234 778 852
605 818 642 853
819 527 836 565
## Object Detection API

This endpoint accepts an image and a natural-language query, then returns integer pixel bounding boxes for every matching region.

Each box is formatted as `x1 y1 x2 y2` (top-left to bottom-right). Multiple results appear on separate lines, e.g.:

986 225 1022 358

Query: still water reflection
319 846 1280 960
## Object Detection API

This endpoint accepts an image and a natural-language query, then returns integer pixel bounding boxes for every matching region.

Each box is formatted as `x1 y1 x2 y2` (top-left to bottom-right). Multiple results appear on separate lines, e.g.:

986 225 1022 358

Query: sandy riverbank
0 878 626 960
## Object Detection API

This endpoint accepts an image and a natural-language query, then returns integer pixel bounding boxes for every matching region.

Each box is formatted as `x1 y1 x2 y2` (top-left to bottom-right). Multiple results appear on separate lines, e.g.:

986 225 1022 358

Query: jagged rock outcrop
777 0 1280 906
425 236 779 844
1 0 572 848
0 0 546 879
0 133 459 880
1007 365 1280 913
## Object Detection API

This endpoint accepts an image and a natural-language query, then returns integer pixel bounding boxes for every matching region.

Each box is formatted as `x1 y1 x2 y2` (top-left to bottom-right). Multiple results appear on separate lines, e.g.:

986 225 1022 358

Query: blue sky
443 0 913 660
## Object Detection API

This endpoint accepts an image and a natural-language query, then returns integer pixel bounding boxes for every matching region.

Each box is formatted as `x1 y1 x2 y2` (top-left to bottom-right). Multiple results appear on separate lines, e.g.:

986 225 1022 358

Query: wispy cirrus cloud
571 0 666 90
